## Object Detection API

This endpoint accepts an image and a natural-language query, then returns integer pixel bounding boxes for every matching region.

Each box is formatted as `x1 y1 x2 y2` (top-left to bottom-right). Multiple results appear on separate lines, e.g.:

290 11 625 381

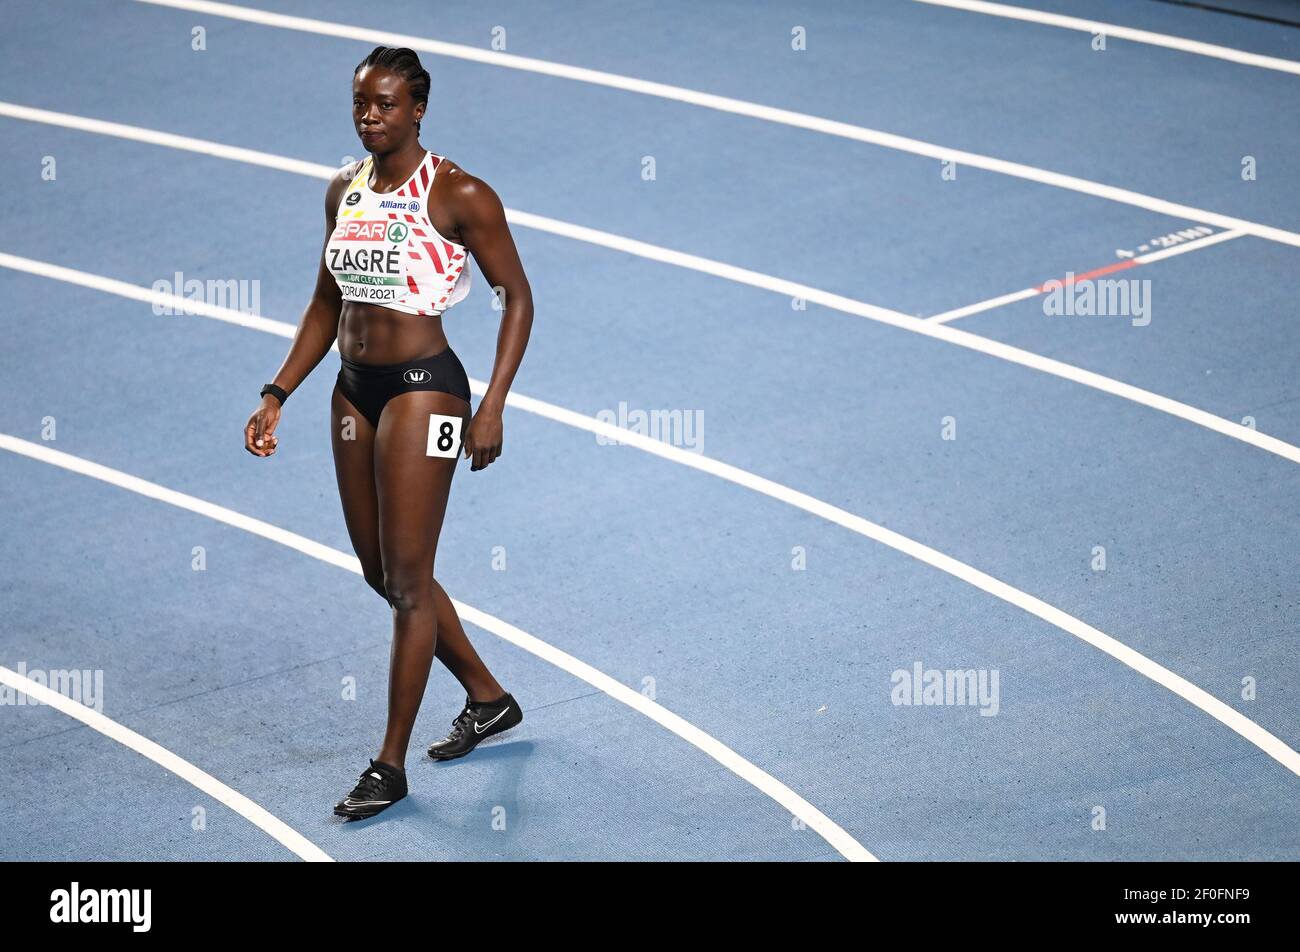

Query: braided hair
354 46 430 132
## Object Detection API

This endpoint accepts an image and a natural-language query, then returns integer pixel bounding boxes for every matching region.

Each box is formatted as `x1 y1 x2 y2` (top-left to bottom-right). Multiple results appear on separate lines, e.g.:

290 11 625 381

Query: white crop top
326 151 472 316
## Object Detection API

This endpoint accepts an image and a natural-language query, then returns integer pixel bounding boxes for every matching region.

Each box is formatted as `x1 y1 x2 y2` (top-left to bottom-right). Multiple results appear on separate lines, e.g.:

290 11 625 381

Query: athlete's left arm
450 169 534 471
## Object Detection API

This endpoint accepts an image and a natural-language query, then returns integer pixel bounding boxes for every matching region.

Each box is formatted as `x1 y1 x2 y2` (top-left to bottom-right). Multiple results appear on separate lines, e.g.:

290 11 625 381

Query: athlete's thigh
330 380 382 577
374 391 469 576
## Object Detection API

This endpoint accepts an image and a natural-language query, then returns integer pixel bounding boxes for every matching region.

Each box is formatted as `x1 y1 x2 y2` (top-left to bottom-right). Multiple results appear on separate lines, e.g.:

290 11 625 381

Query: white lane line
1136 227 1246 265
2 221 1289 465
928 287 1040 325
0 435 875 862
0 249 301 338
0 664 333 862
914 0 1300 76
0 114 1294 468
0 101 334 179
123 0 1300 250
4 269 1298 784
928 229 1247 324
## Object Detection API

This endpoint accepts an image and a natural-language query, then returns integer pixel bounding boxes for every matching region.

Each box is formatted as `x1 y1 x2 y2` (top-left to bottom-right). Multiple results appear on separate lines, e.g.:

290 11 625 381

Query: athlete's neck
368 142 428 192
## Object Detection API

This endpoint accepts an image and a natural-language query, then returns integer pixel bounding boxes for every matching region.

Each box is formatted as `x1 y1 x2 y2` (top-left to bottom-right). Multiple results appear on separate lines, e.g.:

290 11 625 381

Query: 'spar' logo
50 882 151 933
332 220 389 241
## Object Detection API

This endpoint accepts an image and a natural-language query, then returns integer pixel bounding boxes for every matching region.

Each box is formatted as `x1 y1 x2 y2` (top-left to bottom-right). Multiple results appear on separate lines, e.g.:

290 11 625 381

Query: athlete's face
353 67 426 152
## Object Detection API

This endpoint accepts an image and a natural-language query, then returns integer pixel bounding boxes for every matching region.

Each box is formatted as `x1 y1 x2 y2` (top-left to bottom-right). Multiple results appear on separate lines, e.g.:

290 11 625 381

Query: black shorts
336 348 472 430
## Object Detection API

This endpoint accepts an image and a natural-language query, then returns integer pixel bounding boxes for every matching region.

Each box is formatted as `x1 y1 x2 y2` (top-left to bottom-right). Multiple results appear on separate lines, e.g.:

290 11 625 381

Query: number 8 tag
426 412 463 458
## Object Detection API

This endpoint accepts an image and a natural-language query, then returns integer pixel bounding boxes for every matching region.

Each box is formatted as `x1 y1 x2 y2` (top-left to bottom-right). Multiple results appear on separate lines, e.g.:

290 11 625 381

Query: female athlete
243 46 533 820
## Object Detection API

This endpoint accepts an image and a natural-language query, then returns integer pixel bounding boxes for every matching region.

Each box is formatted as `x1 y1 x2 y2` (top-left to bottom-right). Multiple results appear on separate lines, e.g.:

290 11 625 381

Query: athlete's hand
462 405 502 471
244 397 282 458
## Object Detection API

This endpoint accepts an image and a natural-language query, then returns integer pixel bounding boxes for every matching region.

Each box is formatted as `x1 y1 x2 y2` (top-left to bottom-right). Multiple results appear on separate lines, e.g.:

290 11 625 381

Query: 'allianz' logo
404 369 430 383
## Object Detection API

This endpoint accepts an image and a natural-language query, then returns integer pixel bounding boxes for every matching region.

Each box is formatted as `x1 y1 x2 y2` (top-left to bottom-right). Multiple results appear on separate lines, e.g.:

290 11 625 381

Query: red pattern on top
343 151 467 315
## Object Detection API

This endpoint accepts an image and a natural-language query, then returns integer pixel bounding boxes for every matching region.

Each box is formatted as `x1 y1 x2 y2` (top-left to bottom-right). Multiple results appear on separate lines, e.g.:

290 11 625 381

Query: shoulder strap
337 158 372 215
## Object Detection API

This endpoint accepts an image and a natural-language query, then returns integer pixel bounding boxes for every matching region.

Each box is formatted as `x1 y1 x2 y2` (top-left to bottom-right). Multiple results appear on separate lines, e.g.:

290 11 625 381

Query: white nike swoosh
473 706 511 734
342 798 391 807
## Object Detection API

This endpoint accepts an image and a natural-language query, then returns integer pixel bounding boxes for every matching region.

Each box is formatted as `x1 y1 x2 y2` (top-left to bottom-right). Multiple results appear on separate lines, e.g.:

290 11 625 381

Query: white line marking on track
122 0 1300 249
3 266 1298 783
0 664 333 862
928 229 1247 324
0 107 1293 465
928 287 1040 325
0 435 875 862
0 101 333 179
0 249 298 337
1136 227 1246 265
914 0 1300 76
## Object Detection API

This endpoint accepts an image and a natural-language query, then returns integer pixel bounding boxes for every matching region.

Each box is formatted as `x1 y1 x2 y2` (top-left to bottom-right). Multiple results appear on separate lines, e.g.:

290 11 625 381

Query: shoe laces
352 759 395 799
446 697 477 740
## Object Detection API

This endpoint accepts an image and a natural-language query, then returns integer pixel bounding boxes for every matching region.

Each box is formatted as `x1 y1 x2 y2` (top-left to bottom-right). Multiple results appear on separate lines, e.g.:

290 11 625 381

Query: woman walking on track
243 46 534 820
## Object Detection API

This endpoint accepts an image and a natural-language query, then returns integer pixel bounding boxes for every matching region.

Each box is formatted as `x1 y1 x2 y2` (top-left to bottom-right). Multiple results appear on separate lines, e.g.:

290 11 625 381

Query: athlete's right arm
244 165 355 458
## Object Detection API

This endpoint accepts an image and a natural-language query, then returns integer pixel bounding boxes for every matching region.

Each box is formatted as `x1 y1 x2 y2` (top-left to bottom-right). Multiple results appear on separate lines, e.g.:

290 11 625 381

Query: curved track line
124 0 1300 249
3 261 1297 782
0 107 1295 466
0 435 875 862
0 664 333 862
914 0 1300 76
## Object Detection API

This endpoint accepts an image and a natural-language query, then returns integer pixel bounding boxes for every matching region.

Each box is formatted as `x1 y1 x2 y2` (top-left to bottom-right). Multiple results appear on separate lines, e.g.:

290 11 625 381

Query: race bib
326 218 410 304
426 412 463 458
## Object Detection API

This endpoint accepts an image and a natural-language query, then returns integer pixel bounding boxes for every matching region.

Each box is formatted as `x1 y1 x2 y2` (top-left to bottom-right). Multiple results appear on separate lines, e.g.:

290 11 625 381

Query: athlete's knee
382 571 433 614
363 569 388 602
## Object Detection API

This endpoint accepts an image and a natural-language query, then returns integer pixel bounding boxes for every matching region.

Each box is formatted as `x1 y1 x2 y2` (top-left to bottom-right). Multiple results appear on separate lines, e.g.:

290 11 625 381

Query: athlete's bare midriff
337 301 450 364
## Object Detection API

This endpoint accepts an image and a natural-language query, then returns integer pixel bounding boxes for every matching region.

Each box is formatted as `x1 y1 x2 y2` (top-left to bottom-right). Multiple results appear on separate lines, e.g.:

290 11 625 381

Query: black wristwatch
260 383 289 406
